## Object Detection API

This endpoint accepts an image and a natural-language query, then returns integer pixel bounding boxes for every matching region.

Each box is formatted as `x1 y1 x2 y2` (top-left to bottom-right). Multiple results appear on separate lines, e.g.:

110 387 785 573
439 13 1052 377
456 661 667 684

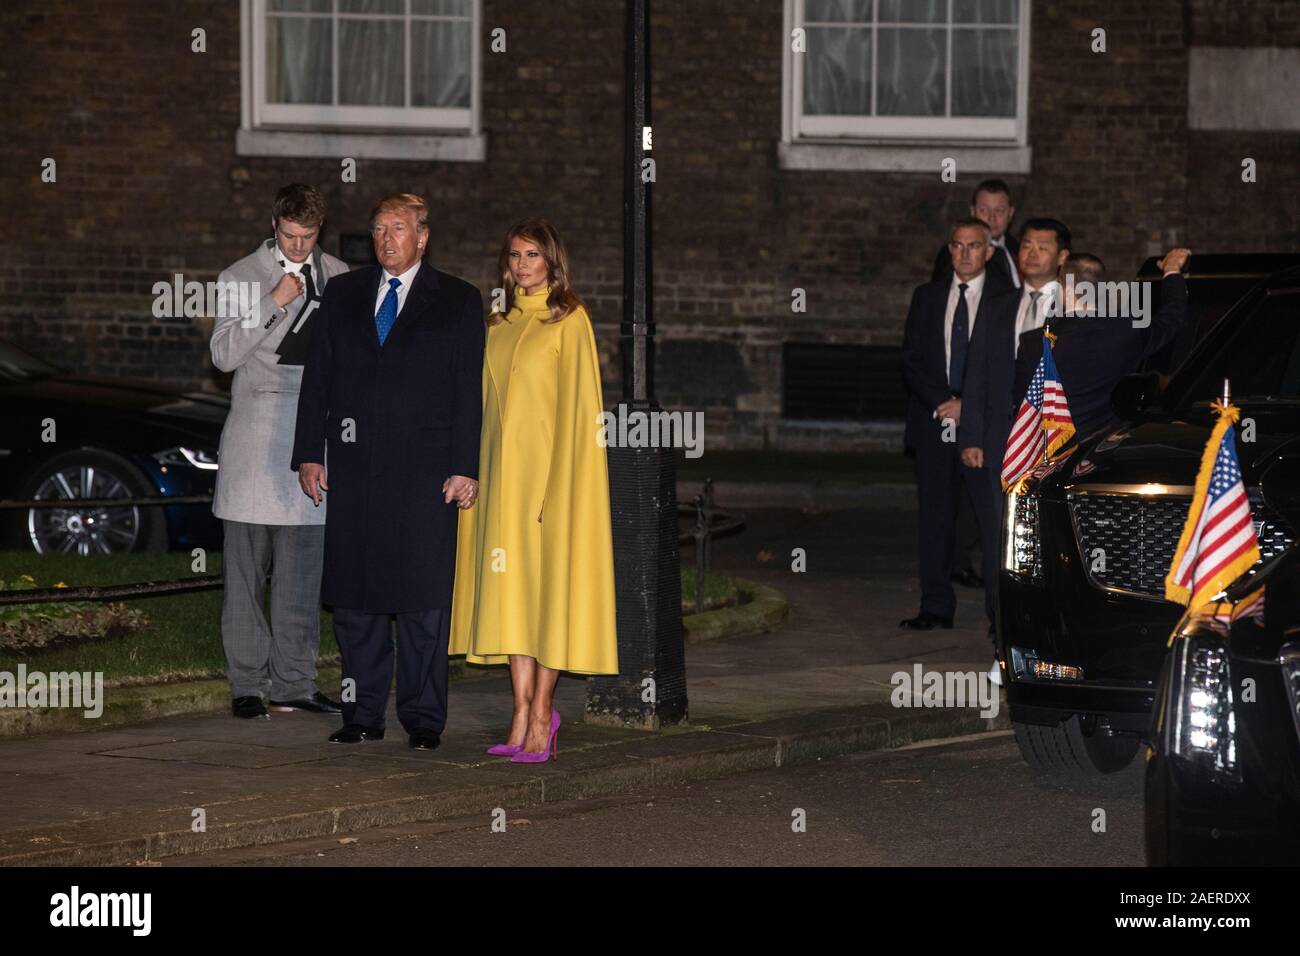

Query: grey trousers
221 520 325 700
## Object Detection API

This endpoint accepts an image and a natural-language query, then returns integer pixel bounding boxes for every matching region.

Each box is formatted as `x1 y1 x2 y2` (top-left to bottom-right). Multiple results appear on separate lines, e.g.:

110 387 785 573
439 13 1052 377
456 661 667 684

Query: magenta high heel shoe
511 709 560 764
488 708 544 755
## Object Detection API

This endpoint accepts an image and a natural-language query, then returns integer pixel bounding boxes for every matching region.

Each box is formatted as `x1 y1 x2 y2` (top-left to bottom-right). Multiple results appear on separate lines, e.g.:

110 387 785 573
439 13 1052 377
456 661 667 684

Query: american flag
1207 586 1266 627
1165 406 1261 610
1001 333 1075 490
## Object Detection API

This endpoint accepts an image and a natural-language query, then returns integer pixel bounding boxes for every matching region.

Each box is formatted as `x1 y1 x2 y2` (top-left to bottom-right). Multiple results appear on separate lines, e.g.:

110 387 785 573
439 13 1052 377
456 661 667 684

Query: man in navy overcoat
291 193 485 751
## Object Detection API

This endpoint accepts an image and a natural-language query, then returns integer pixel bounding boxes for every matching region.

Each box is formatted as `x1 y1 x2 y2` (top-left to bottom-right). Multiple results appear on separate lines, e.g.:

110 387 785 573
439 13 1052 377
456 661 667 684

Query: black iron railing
2 482 743 611
676 478 745 615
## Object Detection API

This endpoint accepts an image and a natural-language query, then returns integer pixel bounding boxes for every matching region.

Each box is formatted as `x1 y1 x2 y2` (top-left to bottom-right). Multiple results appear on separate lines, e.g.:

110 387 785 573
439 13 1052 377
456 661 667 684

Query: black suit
956 288 1024 482
291 261 485 733
930 242 1012 576
953 285 1023 622
902 274 1001 621
1011 274 1189 442
932 232 1020 291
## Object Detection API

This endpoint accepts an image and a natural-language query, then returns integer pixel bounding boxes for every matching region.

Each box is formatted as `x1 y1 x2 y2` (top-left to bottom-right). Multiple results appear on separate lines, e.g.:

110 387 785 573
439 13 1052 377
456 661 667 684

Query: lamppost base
586 437 688 730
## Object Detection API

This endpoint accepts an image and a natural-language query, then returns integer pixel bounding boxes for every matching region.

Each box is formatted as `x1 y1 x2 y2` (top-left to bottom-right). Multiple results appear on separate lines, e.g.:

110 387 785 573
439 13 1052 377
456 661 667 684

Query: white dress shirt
991 236 1021 288
373 259 423 319
274 244 308 276
944 269 986 384
1013 278 1061 357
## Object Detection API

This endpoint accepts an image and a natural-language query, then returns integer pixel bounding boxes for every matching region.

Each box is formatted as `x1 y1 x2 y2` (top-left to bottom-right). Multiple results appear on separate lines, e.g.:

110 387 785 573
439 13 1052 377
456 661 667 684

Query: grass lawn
0 551 337 684
0 552 733 685
679 564 739 610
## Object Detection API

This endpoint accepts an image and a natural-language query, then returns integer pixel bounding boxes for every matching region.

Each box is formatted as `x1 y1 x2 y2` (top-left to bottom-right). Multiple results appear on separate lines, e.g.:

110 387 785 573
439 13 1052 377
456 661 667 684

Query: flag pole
1041 321 1052 464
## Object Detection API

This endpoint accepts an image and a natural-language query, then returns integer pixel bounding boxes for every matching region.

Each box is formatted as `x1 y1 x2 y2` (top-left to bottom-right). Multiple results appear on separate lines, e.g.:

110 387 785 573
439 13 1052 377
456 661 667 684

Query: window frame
782 0 1031 146
241 0 482 137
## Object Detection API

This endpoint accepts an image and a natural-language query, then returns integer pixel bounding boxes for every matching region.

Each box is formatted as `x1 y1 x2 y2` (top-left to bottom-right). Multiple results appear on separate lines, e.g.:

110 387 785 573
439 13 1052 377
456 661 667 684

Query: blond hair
369 192 429 232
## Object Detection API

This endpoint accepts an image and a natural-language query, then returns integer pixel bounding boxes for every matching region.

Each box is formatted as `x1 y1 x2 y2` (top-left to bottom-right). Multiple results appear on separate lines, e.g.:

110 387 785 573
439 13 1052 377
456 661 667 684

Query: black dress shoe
951 568 984 589
328 723 385 744
408 731 442 751
232 696 268 719
268 691 343 715
899 612 954 630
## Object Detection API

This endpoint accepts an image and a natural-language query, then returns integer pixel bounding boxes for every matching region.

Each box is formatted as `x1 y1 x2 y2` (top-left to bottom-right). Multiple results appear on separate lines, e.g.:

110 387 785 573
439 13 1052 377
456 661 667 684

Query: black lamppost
585 0 688 730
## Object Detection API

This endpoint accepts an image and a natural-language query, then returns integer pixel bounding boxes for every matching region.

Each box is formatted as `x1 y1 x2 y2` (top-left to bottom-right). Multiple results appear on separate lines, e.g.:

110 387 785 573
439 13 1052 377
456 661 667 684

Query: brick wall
2 0 1297 453
1184 1 1300 252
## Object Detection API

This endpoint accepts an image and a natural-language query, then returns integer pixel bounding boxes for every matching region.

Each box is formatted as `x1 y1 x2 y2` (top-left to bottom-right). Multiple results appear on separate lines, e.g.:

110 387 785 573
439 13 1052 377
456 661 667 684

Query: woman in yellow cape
450 218 618 763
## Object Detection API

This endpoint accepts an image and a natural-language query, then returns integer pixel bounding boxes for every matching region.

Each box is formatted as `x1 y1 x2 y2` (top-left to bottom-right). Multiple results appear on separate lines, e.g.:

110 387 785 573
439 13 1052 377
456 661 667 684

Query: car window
1171 291 1300 406
1141 277 1267 376
0 341 59 382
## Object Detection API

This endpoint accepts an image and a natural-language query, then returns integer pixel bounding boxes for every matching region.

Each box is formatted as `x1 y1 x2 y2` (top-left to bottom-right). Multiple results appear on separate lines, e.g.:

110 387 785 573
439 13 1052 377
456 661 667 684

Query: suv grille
1070 492 1295 599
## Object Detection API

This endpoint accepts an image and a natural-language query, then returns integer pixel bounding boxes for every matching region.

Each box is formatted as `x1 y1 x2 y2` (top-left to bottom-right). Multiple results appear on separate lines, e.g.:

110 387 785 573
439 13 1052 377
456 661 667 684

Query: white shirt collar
1025 278 1060 300
275 244 311 275
951 270 986 296
383 259 422 290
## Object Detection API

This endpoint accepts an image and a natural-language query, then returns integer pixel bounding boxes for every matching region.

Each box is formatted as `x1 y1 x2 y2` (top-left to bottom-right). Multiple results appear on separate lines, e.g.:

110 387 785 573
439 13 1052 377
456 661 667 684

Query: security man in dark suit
1010 248 1191 439
931 180 1019 589
900 218 1006 630
931 179 1021 294
957 218 1071 632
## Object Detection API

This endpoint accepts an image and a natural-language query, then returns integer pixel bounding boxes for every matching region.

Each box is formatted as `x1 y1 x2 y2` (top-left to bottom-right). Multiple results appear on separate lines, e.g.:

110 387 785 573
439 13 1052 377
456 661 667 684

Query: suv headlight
1168 632 1240 783
1281 643 1300 748
152 446 219 470
1003 484 1041 582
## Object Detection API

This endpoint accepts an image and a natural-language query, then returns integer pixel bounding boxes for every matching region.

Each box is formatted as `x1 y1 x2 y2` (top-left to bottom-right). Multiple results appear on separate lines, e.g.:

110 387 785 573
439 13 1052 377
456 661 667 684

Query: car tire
12 448 168 555
1013 714 1141 777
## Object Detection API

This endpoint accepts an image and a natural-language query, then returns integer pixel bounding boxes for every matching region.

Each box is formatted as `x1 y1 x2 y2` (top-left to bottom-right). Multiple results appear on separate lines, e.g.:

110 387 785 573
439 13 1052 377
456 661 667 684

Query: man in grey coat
211 183 350 719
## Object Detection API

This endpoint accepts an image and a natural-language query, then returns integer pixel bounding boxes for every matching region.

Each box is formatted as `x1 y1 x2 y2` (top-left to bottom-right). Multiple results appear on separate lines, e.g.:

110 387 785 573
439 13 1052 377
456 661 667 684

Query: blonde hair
488 218 586 326
369 192 429 232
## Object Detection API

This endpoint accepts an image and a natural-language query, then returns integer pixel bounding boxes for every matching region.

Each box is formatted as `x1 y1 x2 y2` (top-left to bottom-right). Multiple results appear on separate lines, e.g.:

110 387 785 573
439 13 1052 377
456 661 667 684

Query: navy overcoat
291 261 485 612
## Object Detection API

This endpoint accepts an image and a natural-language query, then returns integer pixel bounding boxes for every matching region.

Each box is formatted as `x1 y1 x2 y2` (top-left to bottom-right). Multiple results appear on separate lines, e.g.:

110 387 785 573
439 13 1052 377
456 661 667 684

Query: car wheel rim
26 464 141 555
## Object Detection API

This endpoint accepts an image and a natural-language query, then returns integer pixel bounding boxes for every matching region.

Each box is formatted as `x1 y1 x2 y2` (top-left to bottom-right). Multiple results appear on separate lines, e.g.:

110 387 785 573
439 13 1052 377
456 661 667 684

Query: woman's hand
444 475 478 509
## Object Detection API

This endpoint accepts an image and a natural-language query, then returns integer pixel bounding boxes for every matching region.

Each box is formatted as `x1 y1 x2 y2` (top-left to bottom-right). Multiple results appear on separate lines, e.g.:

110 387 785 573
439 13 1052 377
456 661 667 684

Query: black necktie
275 262 321 366
296 263 316 319
949 283 969 394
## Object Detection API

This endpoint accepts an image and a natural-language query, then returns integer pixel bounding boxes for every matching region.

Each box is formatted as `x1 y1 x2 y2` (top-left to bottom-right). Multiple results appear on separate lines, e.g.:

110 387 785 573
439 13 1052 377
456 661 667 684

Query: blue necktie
948 282 969 394
375 276 400 346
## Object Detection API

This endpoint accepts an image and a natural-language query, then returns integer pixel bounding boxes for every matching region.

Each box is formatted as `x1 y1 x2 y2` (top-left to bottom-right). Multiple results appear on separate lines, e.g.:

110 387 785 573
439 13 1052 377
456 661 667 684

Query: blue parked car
0 340 227 554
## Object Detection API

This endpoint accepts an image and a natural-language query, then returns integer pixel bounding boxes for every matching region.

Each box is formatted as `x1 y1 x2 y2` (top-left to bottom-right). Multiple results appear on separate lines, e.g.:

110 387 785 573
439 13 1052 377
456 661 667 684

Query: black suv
1145 551 1300 865
998 256 1300 776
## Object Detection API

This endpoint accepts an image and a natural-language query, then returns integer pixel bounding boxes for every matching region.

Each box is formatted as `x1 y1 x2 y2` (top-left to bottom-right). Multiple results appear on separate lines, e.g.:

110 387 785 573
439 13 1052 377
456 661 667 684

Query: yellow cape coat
450 288 619 674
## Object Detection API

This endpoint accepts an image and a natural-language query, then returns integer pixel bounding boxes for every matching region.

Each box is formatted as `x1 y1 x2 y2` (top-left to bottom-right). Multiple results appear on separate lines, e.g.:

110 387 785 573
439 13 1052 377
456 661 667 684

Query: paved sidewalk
0 507 999 866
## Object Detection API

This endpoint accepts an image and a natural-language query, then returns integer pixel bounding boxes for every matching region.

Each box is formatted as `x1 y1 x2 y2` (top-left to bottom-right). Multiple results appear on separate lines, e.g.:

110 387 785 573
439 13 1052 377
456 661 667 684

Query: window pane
339 19 405 106
952 27 1016 116
412 19 471 107
803 26 871 115
954 0 1018 24
805 0 871 22
879 0 945 23
266 16 333 104
269 0 331 11
340 0 404 13
876 28 945 115
413 0 472 15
